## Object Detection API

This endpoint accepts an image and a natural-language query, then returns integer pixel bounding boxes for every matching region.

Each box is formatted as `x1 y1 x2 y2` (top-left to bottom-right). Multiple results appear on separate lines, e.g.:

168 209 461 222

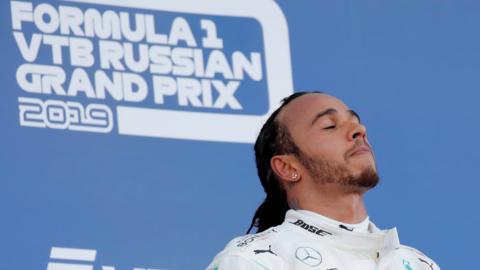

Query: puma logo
253 245 277 256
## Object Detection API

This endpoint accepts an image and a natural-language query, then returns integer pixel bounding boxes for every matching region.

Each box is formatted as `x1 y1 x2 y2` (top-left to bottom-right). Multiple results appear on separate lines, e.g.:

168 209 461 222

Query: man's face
279 93 378 189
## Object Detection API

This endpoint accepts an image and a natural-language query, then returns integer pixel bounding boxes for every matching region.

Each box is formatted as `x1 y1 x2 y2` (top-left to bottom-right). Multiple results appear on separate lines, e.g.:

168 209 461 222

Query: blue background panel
1 0 479 269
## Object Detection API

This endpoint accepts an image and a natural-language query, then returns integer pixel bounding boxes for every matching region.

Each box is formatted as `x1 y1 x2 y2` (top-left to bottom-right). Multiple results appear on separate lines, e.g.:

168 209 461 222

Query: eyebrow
310 108 361 126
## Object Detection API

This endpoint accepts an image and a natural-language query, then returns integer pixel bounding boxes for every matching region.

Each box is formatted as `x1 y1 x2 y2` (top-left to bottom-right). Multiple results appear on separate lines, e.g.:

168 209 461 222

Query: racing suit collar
296 209 371 233
285 209 400 260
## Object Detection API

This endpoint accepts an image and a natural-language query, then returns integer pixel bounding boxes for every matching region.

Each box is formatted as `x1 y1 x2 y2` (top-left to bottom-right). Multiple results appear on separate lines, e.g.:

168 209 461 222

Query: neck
291 183 368 224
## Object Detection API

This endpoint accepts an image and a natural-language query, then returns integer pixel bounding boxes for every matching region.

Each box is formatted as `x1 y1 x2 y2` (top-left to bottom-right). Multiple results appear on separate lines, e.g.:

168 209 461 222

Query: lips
348 145 372 158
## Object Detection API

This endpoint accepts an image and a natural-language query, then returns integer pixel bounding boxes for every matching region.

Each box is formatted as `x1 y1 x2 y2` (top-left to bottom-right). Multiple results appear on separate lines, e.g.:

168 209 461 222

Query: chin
351 166 380 189
350 161 376 176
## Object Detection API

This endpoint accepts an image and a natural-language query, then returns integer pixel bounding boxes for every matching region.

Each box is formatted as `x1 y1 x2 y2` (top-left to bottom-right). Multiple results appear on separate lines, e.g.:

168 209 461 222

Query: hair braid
247 91 321 233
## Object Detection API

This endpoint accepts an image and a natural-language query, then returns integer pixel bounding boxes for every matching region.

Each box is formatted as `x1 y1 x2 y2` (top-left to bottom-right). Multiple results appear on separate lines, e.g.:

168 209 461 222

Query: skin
270 93 376 224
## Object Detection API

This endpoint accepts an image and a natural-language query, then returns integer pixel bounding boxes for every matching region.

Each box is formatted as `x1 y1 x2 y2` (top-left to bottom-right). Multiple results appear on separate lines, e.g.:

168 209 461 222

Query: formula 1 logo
47 246 168 270
10 0 293 143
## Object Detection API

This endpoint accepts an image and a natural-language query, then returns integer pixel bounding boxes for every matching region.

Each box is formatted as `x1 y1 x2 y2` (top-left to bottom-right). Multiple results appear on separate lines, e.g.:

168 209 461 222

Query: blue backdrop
1 0 478 269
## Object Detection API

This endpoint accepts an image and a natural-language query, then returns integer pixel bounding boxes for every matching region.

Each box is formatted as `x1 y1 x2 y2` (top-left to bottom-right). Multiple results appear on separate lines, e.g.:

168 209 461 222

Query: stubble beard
296 150 380 189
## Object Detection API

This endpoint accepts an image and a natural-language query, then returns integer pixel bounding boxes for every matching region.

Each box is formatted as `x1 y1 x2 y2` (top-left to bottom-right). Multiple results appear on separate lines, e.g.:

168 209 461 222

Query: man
207 92 440 270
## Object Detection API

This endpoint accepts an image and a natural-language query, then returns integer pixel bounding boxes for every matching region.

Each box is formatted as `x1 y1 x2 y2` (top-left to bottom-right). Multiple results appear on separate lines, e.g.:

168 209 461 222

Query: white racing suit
207 210 440 270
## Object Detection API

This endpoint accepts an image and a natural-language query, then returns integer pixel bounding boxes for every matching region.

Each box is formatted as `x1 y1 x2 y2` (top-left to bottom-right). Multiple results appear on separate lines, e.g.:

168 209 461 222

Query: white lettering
69 37 94 67
201 19 223 49
94 70 123 101
232 51 262 81
171 47 194 76
145 15 167 44
84 9 121 39
16 64 66 95
169 17 196 46
67 68 96 98
43 35 69 64
13 32 42 62
11 1 33 30
99 40 125 70
34 3 60 33
205 50 233 79
124 42 149 73
152 76 176 104
120 12 145 42
149 46 172 74
59 5 84 35
178 78 202 107
212 80 241 109
122 73 148 102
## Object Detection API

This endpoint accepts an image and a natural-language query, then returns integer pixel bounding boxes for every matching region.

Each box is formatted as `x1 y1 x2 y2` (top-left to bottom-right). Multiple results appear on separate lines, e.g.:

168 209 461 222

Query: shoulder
206 227 288 270
397 244 441 270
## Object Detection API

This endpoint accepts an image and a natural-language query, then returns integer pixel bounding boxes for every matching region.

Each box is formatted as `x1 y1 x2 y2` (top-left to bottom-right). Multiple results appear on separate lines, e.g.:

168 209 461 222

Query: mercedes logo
295 246 322 267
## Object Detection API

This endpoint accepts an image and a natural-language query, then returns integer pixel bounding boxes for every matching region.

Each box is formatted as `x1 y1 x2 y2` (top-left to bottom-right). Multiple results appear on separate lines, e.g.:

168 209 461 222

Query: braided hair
247 91 321 233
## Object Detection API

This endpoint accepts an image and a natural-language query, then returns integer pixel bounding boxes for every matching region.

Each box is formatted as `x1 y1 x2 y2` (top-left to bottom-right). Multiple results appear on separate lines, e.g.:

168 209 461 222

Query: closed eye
323 125 336 130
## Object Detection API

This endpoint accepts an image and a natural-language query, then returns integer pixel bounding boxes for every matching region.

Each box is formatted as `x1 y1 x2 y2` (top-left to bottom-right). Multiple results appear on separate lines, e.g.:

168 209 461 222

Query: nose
348 122 367 141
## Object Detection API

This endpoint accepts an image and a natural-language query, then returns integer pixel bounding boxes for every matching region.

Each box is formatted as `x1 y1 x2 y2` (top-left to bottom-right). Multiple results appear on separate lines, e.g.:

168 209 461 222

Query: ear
270 154 301 183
